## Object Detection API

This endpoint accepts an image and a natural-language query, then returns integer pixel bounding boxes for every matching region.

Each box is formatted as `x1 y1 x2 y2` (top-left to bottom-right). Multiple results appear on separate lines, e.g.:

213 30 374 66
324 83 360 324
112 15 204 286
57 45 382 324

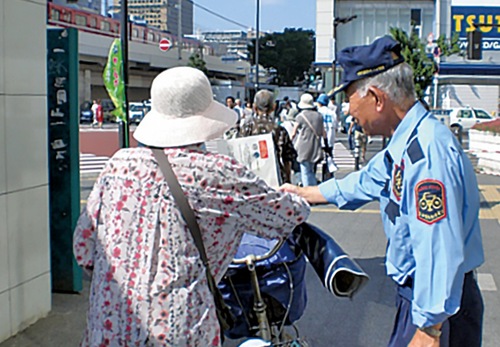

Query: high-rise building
110 0 193 36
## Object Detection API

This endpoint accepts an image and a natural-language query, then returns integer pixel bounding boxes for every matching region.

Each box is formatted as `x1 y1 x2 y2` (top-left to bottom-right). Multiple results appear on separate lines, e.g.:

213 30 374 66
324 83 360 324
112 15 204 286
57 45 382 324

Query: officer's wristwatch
418 326 442 338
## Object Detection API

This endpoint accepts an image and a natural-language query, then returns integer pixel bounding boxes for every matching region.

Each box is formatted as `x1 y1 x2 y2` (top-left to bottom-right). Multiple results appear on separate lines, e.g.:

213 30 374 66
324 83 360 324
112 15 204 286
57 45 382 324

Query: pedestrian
224 96 240 138
240 89 297 184
95 99 104 128
281 36 484 347
73 67 310 347
316 93 338 158
91 99 104 128
234 98 244 118
291 93 325 186
91 99 99 127
348 117 367 163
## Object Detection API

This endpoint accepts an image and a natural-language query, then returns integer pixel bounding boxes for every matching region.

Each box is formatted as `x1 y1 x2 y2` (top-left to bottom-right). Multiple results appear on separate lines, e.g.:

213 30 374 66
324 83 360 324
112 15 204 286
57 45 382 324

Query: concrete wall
0 0 51 342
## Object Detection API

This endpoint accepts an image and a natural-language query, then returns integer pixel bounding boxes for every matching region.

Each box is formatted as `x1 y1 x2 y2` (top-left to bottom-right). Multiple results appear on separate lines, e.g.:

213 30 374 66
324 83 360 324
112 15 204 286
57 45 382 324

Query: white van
434 107 494 134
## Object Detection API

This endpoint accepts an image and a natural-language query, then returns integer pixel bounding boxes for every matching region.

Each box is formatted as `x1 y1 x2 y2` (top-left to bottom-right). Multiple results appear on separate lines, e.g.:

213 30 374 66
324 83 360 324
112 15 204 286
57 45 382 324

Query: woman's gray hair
254 89 275 113
352 62 417 105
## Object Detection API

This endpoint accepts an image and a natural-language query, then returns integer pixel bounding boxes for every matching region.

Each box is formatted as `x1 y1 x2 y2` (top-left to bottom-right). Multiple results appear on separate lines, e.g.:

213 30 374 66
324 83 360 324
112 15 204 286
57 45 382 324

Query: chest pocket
381 151 402 225
384 199 401 225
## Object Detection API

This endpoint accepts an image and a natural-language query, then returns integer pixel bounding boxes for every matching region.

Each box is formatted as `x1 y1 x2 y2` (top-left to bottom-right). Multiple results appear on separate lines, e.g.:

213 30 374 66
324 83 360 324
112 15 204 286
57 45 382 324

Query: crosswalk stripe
80 153 109 174
78 142 356 175
331 142 354 169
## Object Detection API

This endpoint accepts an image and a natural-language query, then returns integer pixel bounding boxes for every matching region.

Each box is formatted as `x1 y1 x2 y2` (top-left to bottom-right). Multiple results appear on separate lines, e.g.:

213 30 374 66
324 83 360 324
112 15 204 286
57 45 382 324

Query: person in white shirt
316 94 338 157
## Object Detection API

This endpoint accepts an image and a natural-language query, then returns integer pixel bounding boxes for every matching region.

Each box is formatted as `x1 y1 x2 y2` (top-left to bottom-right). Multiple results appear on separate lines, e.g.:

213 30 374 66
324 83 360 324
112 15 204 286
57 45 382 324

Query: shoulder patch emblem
415 180 447 225
392 160 404 201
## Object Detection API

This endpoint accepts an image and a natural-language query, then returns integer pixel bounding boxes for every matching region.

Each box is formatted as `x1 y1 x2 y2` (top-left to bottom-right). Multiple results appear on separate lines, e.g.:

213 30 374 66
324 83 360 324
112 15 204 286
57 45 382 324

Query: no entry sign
159 38 172 52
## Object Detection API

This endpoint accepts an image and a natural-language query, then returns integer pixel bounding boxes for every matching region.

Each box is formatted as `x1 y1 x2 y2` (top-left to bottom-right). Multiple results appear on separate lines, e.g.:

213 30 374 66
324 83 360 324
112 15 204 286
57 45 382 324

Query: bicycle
219 233 310 347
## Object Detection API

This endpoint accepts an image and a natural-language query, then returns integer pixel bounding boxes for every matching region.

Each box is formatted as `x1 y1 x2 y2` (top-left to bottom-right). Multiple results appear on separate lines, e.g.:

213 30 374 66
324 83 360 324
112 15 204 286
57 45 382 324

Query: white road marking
477 273 497 291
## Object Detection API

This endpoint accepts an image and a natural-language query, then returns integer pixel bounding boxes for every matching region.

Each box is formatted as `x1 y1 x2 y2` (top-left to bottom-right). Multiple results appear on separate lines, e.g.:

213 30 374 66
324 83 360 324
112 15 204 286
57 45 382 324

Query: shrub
471 118 500 134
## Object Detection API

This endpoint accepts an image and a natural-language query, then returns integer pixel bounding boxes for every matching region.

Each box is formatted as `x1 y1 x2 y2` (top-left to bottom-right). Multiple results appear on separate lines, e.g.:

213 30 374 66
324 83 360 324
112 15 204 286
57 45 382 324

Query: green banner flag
103 39 126 123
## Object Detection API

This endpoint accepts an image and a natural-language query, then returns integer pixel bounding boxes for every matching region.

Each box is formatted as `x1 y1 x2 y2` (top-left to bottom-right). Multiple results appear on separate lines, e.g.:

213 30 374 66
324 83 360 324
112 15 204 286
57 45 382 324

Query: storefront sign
451 6 500 51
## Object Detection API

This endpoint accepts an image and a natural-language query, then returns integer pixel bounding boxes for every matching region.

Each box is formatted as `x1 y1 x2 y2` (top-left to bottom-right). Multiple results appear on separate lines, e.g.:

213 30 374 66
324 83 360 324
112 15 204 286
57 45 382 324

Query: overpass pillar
83 68 92 102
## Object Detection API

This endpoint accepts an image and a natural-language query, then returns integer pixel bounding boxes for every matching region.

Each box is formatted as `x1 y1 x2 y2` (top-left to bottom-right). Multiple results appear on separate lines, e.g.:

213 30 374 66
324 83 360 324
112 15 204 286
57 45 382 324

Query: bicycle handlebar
231 238 284 264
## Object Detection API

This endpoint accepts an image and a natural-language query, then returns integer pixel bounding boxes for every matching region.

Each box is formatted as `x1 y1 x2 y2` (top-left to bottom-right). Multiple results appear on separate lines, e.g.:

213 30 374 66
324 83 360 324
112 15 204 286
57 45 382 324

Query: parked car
101 99 117 123
129 102 146 124
80 100 93 123
434 107 494 135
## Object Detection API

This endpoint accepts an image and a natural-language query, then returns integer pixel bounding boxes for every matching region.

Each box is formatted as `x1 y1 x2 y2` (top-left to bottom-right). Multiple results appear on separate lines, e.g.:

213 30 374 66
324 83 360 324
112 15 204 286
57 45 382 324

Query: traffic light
467 30 482 60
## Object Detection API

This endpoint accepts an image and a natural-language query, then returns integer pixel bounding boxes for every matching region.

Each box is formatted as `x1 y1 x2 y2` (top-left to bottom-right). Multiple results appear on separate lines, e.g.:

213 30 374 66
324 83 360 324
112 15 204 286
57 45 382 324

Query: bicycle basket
218 234 307 339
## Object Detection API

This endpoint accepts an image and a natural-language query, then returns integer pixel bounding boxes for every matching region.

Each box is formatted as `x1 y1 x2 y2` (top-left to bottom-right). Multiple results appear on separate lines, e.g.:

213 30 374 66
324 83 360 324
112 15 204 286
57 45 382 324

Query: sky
193 0 316 33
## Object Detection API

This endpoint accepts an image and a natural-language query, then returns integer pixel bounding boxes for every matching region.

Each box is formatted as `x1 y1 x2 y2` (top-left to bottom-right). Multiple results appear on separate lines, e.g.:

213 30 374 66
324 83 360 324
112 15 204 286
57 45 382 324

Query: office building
110 0 193 36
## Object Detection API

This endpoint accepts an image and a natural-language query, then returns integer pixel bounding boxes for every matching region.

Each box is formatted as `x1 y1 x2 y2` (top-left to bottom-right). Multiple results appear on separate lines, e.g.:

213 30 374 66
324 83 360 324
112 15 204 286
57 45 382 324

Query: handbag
151 148 236 334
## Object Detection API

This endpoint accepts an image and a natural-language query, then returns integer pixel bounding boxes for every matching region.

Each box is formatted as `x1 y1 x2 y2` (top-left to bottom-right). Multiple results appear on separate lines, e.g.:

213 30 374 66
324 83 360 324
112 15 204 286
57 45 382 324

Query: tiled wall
0 0 51 342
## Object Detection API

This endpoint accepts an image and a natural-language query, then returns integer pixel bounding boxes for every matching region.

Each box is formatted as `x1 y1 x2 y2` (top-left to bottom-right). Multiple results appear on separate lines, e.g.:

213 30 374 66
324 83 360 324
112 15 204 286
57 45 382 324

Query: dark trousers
388 272 484 347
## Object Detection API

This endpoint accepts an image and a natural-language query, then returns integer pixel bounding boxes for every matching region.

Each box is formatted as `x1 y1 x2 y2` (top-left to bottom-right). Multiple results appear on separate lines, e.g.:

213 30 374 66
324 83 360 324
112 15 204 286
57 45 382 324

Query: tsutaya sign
451 0 500 51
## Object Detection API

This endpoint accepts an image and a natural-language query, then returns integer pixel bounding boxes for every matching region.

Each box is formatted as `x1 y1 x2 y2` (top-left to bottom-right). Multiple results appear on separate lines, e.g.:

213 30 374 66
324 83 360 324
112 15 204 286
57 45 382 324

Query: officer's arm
281 150 387 207
318 150 386 208
405 145 470 328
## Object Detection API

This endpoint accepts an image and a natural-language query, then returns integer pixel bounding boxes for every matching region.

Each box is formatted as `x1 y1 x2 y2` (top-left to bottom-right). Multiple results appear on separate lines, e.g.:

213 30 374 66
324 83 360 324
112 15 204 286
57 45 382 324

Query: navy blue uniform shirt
319 102 484 327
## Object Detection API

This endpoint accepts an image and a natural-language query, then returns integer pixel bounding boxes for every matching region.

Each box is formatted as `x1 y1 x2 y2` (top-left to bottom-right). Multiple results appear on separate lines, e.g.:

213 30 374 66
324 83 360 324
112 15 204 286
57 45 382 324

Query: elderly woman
74 67 310 347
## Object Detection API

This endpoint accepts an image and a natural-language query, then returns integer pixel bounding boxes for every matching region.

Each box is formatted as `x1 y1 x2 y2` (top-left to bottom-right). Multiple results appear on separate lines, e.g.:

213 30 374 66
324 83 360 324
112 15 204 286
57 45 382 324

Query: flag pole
120 0 130 148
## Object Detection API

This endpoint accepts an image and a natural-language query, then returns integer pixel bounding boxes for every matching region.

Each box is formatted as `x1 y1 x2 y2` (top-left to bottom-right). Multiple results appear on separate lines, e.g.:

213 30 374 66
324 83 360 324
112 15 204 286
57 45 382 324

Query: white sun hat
297 93 315 110
133 66 237 147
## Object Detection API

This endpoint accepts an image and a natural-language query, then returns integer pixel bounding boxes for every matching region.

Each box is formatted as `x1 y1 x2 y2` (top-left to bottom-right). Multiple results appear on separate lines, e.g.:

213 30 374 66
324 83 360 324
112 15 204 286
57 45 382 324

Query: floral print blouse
74 147 310 347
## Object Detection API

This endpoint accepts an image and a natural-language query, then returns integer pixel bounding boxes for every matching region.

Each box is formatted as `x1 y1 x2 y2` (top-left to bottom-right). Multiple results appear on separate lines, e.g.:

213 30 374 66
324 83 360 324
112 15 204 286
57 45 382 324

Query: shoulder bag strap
151 148 219 293
298 112 321 138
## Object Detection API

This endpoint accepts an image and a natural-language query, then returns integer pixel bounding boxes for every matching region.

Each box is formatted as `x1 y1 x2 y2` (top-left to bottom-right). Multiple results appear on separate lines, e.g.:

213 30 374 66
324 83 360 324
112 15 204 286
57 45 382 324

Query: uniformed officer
281 36 484 347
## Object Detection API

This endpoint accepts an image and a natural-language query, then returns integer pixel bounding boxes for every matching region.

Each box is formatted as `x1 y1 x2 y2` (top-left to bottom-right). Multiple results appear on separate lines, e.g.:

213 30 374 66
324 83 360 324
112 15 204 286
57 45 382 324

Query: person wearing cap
281 36 484 347
73 67 310 347
291 93 325 186
316 93 339 161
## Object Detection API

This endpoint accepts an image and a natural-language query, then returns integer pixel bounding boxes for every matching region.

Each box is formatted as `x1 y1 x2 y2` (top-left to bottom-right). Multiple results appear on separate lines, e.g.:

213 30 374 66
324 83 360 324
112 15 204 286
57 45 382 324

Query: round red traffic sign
159 38 172 52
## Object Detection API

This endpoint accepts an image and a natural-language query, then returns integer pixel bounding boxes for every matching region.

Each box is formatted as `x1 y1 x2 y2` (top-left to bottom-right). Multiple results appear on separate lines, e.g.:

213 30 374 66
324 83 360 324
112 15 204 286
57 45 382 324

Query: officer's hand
408 329 440 347
279 184 328 205
280 183 300 195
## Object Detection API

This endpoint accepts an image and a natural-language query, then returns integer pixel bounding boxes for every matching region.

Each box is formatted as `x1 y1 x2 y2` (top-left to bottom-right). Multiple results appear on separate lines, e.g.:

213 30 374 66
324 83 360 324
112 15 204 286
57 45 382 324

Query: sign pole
47 28 82 292
120 0 130 148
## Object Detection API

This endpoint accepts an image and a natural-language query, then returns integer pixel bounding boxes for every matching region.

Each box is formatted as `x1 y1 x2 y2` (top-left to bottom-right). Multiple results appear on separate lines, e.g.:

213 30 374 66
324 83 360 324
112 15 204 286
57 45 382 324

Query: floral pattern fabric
74 147 310 347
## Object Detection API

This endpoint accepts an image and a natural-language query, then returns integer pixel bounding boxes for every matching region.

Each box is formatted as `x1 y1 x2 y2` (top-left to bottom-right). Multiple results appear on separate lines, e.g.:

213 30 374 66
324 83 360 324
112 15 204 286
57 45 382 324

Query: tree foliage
187 52 208 75
249 28 315 86
390 27 462 98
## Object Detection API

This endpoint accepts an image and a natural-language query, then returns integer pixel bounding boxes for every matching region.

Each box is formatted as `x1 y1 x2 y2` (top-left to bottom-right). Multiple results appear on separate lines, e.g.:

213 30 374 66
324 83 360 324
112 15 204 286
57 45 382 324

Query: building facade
110 0 193 36
316 0 500 115
202 30 250 60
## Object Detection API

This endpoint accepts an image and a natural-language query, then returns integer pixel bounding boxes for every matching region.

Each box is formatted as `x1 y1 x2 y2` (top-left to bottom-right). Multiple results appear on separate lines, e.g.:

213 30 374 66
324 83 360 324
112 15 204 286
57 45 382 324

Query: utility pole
255 0 260 90
331 0 337 93
178 0 182 60
120 0 130 148
332 15 357 92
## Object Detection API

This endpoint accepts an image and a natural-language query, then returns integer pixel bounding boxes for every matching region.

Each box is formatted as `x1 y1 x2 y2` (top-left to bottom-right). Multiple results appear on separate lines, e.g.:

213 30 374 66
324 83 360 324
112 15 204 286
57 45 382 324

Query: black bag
207 272 236 332
152 148 236 335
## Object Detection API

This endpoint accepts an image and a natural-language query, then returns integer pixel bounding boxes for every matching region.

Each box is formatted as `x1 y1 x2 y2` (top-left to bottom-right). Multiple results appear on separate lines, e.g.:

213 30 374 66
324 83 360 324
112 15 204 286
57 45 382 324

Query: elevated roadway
73 29 250 103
